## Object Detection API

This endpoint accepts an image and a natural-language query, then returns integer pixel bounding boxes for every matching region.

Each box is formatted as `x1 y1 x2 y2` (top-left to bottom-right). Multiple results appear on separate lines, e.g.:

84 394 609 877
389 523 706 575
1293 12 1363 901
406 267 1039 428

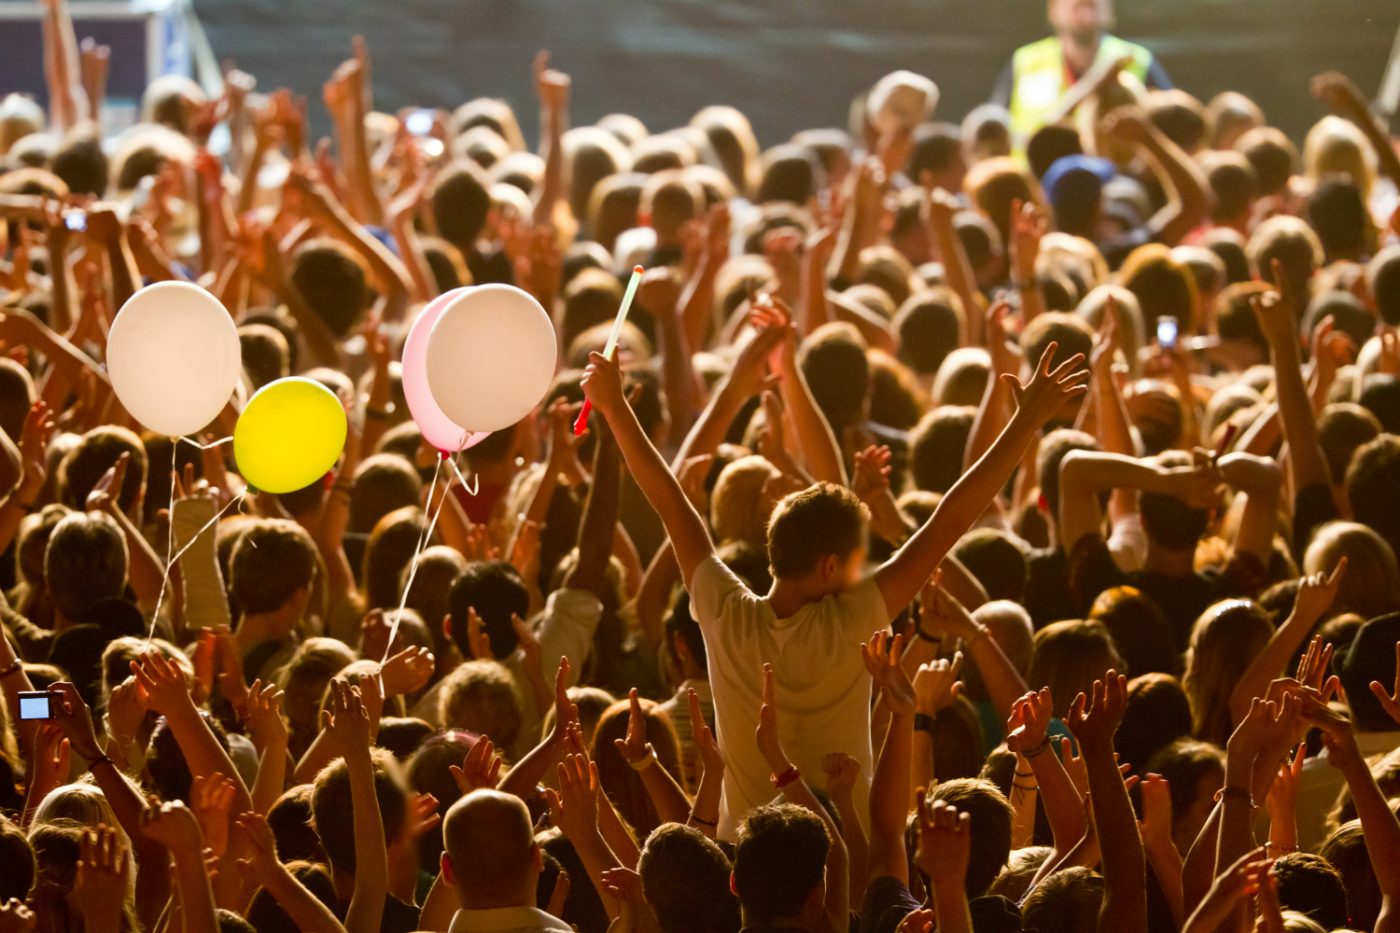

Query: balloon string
414 457 444 556
146 442 180 645
444 454 480 498
145 493 246 643
178 435 234 450
382 459 457 663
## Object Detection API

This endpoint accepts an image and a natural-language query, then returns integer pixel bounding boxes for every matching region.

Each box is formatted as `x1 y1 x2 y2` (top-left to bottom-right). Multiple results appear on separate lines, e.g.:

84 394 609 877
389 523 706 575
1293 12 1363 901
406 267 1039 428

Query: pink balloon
403 289 491 453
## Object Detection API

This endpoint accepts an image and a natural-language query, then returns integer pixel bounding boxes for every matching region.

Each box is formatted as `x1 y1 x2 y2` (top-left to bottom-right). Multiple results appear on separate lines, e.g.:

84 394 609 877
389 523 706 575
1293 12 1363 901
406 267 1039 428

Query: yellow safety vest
1007 34 1154 141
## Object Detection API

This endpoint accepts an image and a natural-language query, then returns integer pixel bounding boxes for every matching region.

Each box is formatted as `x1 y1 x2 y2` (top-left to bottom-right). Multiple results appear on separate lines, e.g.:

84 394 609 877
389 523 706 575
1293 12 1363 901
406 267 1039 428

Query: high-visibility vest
1007 34 1154 141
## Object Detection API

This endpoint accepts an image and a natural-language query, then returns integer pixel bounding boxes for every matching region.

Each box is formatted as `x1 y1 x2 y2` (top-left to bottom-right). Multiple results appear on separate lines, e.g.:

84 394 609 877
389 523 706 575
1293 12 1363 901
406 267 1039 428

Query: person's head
238 323 291 389
1235 126 1298 198
0 93 45 155
431 159 493 248
1272 852 1350 931
894 289 965 378
1344 434 1400 562
44 511 127 622
691 105 759 196
0 817 34 901
766 482 869 592
266 785 326 863
954 532 1028 603
1029 620 1124 718
50 123 108 198
1020 865 1104 933
1037 428 1100 526
1146 738 1225 855
929 778 1013 896
798 322 870 431
1321 821 1381 932
1120 243 1201 335
1248 216 1324 310
908 406 977 493
290 238 369 338
141 74 206 132
1018 313 1094 393
1305 115 1376 200
279 639 356 749
1303 521 1400 620
1308 175 1374 263
755 144 822 205
709 454 782 551
1339 613 1400 732
1201 150 1258 228
1184 600 1274 745
1139 451 1214 551
1359 374 1400 435
311 747 408 879
732 803 830 928
1047 0 1113 45
442 789 540 908
591 698 683 838
638 823 740 933
1368 245 1400 328
446 560 530 660
1089 585 1180 676
966 157 1039 248
437 660 523 748
349 454 423 537
1116 672 1193 776
640 170 703 243
229 519 316 623
1206 91 1266 150
59 426 146 516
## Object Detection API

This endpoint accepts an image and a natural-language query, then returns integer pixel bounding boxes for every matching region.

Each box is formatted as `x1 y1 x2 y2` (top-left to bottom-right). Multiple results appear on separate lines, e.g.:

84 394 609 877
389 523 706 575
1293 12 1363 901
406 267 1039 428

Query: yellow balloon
233 377 347 494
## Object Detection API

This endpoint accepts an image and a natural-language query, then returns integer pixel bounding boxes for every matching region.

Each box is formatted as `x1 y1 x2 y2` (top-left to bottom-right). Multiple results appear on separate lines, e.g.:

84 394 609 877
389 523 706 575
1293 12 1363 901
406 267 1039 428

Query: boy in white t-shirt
581 336 1088 837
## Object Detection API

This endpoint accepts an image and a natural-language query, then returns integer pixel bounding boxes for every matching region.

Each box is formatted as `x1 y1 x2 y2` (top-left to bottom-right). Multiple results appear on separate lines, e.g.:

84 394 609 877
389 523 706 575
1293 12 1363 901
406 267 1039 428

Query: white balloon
107 281 242 437
425 284 558 433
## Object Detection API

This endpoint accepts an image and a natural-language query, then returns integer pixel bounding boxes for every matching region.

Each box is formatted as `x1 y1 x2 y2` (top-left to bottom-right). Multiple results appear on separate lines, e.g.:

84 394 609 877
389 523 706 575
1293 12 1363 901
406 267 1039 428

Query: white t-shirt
689 556 888 838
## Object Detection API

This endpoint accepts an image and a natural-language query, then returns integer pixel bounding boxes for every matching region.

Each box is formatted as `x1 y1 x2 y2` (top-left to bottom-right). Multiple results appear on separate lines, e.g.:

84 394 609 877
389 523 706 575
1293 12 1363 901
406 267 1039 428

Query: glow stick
573 264 644 436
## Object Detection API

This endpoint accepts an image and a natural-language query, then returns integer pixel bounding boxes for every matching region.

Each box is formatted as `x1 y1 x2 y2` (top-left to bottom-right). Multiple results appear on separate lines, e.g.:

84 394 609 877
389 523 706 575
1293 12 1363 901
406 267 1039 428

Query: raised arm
877 343 1089 616
1066 672 1145 933
140 802 219 933
865 634 917 886
582 351 714 589
1009 200 1048 323
1100 108 1211 246
323 679 387 933
532 51 570 226
563 425 621 594
1252 273 1331 494
1230 565 1344 723
1058 451 1219 554
1006 687 1086 851
1312 71 1400 187
234 812 348 932
757 296 846 485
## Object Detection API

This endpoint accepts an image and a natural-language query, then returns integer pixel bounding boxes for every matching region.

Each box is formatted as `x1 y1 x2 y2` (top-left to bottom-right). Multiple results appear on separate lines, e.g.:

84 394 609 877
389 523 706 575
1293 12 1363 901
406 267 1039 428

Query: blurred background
1 0 1398 144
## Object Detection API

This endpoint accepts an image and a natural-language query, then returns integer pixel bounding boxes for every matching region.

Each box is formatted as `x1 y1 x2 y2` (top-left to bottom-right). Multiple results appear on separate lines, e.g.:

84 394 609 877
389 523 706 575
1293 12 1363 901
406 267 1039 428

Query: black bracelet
1021 737 1052 759
913 625 942 645
690 812 717 827
85 754 114 772
913 712 937 735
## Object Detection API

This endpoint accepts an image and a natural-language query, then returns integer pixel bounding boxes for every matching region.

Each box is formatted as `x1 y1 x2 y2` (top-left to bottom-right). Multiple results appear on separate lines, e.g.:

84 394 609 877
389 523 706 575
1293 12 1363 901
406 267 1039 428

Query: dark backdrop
6 0 1400 145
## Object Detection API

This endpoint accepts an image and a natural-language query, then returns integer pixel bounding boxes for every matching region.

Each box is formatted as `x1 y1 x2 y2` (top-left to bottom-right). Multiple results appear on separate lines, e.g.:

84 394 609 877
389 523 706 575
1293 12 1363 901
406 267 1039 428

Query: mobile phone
405 109 434 137
17 691 52 721
1156 317 1179 349
64 211 87 233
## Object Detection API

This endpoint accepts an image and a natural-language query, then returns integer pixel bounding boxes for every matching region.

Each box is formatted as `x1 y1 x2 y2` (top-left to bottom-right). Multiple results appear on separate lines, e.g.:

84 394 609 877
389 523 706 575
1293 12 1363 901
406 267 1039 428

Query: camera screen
18 693 51 721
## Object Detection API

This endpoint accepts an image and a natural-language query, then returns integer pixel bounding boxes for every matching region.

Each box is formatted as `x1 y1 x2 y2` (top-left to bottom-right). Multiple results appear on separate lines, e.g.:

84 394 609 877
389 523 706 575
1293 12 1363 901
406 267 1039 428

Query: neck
767 577 834 619
456 880 536 912
1060 32 1100 72
236 610 292 649
1143 542 1196 577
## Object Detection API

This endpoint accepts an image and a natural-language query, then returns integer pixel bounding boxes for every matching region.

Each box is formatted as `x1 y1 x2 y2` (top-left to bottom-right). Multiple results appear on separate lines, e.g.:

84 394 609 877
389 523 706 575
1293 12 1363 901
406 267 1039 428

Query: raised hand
140 800 205 854
1005 687 1053 756
1292 558 1347 623
581 351 629 420
131 651 194 718
1181 847 1269 933
190 772 237 857
14 400 54 505
242 679 288 750
1369 642 1400 726
688 687 723 775
379 645 434 696
450 736 504 794
912 792 971 890
533 50 571 112
1137 772 1174 851
860 632 916 715
74 825 129 915
546 753 600 842
917 573 982 641
1065 671 1127 754
912 652 964 717
231 810 281 883
47 681 103 762
84 451 128 514
0 898 34 933
613 688 655 767
822 752 861 800
852 445 893 501
755 664 792 773
321 678 373 759
546 656 578 744
1002 341 1090 428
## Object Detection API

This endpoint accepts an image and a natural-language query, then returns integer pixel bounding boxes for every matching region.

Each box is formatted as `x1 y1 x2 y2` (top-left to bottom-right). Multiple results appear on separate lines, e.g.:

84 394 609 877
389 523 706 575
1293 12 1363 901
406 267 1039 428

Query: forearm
932 879 974 933
1230 609 1313 722
344 754 388 933
1059 453 1166 551
334 106 383 228
1026 747 1086 851
635 545 680 648
928 215 984 344
780 366 846 485
672 379 745 467
637 760 693 826
1214 758 1257 891
1341 755 1400 897
869 710 914 882
112 506 166 613
251 741 289 815
597 795 641 867
1086 751 1146 933
533 104 566 227
688 761 723 838
966 637 1029 724
173 860 220 933
912 730 935 808
165 705 254 812
498 734 563 800
565 436 620 592
263 865 348 932
964 369 1015 472
570 825 626 908
389 213 435 306
1142 131 1210 245
1269 332 1330 490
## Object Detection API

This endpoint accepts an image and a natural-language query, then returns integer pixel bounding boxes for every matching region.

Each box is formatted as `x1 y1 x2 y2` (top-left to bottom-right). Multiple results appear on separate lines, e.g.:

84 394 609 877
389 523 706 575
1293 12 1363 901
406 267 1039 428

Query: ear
730 871 738 897
1037 492 1050 515
442 614 453 640
673 632 693 664
440 851 455 888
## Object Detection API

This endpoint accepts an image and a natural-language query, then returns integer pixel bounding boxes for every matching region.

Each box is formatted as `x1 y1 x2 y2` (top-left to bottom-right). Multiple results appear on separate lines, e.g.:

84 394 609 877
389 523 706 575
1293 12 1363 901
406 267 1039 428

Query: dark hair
1090 586 1181 674
59 425 146 513
798 323 869 430
1272 852 1350 930
664 593 708 675
311 748 408 874
51 125 109 197
1145 738 1225 828
894 290 965 376
447 560 530 659
148 709 232 803
431 159 492 245
1369 245 1400 327
639 823 741 933
1141 453 1212 552
733 804 830 924
1345 435 1400 561
931 778 1013 896
0 816 35 901
44 511 127 619
766 483 868 580
266 784 327 863
1307 175 1371 262
1020 865 1104 933
953 528 1028 602
909 406 977 493
1319 821 1381 932
1026 124 1083 181
291 239 369 338
1117 673 1193 776
246 861 339 933
229 519 317 614
1318 403 1381 486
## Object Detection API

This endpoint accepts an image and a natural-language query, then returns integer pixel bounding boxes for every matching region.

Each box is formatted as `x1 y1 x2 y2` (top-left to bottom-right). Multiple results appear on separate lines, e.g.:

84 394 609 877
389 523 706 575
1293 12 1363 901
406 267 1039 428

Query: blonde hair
711 455 782 550
1304 521 1400 619
1304 115 1377 199
1183 599 1273 746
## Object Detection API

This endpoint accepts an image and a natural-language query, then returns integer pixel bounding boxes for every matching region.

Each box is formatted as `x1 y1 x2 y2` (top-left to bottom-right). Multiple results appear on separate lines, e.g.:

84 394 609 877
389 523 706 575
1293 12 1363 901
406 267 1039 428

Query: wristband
770 766 801 790
85 754 114 772
689 812 717 827
0 659 22 680
1021 737 1052 759
1214 784 1255 809
626 745 658 771
913 712 937 735
913 625 942 645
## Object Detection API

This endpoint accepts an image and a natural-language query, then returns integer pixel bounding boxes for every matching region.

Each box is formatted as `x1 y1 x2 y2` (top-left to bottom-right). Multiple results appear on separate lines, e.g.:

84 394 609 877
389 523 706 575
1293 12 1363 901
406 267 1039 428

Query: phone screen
64 212 87 233
405 110 434 137
1156 317 1179 349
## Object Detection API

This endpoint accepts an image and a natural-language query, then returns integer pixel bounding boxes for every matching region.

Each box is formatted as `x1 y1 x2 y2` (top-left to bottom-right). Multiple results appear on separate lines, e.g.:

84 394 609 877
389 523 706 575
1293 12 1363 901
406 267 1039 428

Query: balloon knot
437 449 449 461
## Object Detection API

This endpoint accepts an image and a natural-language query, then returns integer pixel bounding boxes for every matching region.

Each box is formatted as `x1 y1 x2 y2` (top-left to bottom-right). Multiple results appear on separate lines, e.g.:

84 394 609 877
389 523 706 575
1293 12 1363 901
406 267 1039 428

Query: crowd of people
3 0 1400 930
